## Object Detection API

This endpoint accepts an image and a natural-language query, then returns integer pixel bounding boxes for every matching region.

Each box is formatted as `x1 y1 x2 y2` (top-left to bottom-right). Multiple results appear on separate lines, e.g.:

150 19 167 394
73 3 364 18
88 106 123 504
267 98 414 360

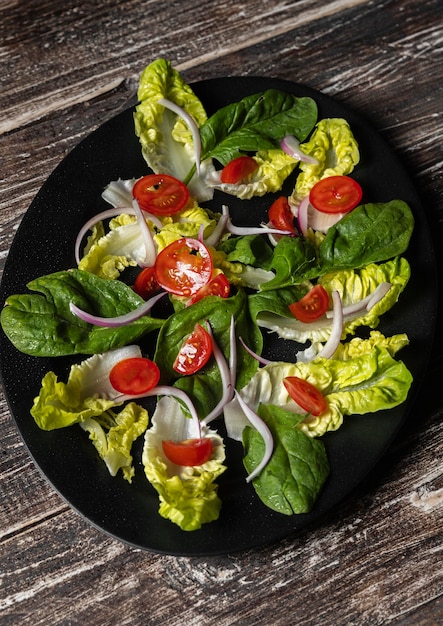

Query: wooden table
1 1 442 623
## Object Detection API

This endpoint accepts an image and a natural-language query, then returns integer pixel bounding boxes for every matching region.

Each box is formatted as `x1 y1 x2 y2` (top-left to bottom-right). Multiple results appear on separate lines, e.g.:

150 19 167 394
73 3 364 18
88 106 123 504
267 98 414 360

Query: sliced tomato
154 237 213 297
268 196 297 233
220 156 259 184
133 266 161 300
189 273 230 305
109 357 160 395
133 174 189 216
283 376 327 416
309 175 362 214
162 438 213 466
289 285 329 323
173 323 213 375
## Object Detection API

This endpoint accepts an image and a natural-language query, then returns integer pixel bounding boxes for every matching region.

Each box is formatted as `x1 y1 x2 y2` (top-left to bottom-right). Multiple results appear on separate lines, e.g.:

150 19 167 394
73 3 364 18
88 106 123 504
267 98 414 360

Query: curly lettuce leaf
291 118 360 201
142 396 226 530
243 404 330 515
81 402 149 483
252 257 411 343
134 58 215 202
0 270 164 356
30 346 143 430
239 339 413 437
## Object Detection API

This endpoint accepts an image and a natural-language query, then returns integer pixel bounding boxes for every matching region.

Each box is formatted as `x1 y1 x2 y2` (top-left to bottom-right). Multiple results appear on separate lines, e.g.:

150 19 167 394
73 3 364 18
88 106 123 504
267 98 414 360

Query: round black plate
0 77 437 555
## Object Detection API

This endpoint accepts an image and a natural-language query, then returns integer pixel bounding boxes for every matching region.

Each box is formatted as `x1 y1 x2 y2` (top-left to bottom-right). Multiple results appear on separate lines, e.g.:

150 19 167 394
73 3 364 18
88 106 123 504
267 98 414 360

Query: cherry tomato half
109 357 160 395
289 285 329 323
154 237 213 297
133 174 190 216
309 175 363 214
173 323 213 375
162 438 213 466
133 266 161 300
220 156 259 184
283 376 327 416
189 273 231 305
268 196 297 233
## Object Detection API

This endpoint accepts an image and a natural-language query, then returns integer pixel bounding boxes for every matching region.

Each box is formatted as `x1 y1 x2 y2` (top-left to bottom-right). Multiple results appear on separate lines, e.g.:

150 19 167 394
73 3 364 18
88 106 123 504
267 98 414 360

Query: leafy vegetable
251 257 411 343
199 89 318 165
239 337 413 437
142 396 226 531
1 270 164 356
243 404 330 514
134 58 215 201
291 117 360 201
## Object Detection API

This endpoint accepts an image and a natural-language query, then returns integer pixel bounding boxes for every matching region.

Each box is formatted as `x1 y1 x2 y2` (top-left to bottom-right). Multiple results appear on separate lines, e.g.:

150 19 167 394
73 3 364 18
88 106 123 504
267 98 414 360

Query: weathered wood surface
1 0 442 624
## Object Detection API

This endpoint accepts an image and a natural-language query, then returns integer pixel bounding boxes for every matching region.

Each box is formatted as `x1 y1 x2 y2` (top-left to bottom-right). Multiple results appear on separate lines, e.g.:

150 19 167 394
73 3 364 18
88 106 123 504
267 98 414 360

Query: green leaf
243 404 330 515
0 269 164 356
199 89 318 165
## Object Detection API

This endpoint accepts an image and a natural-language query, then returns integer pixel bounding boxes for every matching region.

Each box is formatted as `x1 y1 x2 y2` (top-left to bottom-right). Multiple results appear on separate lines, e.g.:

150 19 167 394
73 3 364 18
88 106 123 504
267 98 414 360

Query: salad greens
0 58 416 532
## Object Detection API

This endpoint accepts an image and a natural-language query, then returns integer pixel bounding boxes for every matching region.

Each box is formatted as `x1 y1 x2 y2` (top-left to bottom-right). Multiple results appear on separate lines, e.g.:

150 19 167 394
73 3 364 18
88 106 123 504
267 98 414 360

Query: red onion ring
69 291 166 327
158 97 202 176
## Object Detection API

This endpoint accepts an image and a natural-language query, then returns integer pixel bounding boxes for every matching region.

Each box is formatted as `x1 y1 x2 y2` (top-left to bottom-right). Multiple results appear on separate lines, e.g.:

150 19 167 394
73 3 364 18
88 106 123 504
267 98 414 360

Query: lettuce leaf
243 404 330 514
142 396 226 530
0 270 164 356
239 337 413 436
252 257 411 343
291 117 360 201
134 58 215 202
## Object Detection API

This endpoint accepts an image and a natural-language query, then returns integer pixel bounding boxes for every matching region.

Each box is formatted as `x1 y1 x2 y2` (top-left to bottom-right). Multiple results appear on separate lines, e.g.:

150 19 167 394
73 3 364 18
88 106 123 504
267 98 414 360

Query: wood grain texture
0 0 442 624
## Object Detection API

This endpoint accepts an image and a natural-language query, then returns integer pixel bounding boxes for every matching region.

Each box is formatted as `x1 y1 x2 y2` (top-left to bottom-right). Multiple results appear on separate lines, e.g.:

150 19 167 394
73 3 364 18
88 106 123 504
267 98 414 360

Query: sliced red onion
117 385 201 439
222 205 293 237
325 282 392 319
201 322 235 426
158 97 202 176
280 135 319 164
366 282 391 310
318 290 343 359
239 337 272 366
204 213 229 247
297 196 310 236
229 315 237 387
132 198 157 267
234 390 273 483
69 291 166 327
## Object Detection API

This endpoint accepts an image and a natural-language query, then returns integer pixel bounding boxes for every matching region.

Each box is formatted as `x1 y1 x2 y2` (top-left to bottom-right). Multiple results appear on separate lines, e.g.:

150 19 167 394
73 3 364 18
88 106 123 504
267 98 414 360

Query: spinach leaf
217 234 274 268
154 289 262 417
0 270 164 356
199 89 318 165
258 235 317 291
318 200 414 272
243 404 330 515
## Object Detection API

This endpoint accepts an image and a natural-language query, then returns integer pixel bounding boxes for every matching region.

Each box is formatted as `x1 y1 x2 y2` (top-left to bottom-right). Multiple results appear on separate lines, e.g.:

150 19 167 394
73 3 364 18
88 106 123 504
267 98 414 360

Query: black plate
0 77 437 556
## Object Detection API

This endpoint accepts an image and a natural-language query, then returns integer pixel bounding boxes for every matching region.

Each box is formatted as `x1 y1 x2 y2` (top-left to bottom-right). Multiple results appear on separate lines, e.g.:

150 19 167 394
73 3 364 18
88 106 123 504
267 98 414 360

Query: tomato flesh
109 357 160 395
309 175 362 214
283 376 327 416
154 237 213 297
268 196 297 233
189 273 230 305
289 285 329 323
133 174 189 216
220 156 259 184
133 266 161 300
173 323 213 375
162 438 213 466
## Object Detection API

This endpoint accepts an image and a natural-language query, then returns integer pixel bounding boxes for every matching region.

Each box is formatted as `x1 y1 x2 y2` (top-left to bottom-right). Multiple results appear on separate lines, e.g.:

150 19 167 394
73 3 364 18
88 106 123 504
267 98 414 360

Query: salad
0 59 414 532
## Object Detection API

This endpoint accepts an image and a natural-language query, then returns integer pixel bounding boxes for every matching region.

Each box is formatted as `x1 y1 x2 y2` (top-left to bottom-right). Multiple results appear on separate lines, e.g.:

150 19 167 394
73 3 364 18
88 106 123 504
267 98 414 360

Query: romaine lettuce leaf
1 270 164 356
252 257 411 343
239 338 413 436
142 396 226 530
134 58 215 202
291 117 360 201
243 404 330 514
